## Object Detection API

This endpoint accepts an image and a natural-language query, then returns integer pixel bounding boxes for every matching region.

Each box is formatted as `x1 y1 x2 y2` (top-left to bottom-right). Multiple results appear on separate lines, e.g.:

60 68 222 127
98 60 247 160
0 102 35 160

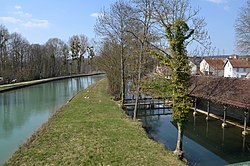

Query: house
200 58 225 76
224 59 250 78
189 60 197 75
189 56 202 75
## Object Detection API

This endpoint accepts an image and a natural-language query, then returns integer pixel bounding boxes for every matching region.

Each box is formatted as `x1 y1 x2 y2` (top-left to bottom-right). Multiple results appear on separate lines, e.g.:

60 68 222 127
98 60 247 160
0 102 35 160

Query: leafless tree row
93 0 210 102
0 25 94 84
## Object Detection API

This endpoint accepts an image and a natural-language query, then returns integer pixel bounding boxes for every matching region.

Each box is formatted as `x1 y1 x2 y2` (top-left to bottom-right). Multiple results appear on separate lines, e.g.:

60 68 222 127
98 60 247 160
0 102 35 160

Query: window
236 68 239 72
229 68 231 72
241 75 246 78
243 68 246 72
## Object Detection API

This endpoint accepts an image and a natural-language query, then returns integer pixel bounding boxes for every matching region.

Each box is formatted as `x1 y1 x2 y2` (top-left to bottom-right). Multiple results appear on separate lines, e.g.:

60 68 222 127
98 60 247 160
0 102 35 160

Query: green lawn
4 78 185 166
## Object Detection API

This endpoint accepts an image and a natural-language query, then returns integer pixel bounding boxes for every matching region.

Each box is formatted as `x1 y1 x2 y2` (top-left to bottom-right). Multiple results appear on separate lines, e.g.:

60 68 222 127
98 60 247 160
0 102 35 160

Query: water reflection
0 75 104 164
131 109 250 166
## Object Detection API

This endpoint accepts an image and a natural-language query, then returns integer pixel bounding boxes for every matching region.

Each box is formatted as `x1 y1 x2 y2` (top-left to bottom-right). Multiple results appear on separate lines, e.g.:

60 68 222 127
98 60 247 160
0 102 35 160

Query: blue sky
0 0 246 55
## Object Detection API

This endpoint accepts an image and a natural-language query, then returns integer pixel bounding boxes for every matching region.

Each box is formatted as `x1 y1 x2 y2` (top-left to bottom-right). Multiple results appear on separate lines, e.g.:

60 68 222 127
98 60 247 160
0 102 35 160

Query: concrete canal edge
0 72 105 93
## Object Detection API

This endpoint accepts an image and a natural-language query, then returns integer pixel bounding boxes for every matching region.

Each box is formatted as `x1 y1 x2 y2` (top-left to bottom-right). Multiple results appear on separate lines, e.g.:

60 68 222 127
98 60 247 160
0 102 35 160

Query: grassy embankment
4 78 185 166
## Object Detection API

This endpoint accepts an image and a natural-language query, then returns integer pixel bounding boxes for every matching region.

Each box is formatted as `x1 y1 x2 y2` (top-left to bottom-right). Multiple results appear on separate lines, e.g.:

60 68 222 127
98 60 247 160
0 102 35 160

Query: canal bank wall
0 73 105 93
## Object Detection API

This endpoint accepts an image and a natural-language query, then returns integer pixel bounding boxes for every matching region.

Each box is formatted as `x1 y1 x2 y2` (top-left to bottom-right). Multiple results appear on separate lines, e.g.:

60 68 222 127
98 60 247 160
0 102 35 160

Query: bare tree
28 44 45 79
150 0 209 159
8 32 30 81
45 38 65 77
125 0 157 119
69 35 88 74
235 0 250 54
95 0 135 105
93 39 121 99
0 25 10 79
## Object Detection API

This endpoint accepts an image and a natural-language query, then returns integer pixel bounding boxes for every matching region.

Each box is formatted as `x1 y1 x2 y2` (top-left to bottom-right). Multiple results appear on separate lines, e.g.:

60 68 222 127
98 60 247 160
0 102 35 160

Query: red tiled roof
228 59 250 68
205 58 225 70
189 76 250 109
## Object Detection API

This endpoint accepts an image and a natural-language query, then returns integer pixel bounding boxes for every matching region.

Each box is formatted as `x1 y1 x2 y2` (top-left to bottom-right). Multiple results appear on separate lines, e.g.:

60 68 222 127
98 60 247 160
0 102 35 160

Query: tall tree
93 39 121 99
235 0 250 54
165 19 193 158
86 46 95 73
8 32 30 81
0 25 9 78
127 0 156 119
69 35 88 74
45 38 66 77
151 0 209 159
28 44 45 79
95 0 135 105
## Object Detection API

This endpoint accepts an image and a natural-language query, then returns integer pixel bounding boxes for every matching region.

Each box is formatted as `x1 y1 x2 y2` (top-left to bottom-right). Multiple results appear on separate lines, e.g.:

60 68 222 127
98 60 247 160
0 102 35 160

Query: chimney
229 54 238 59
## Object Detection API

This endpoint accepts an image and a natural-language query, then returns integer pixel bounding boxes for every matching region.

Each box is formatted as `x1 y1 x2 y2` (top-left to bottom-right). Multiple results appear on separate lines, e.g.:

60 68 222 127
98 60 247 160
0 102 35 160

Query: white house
200 58 225 76
189 60 197 75
189 57 202 75
224 59 250 78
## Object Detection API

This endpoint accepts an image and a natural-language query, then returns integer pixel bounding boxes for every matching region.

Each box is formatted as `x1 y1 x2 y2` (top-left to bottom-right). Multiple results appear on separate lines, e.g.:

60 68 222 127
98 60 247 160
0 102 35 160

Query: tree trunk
77 57 82 74
133 42 143 120
120 42 125 106
133 91 139 120
174 122 184 159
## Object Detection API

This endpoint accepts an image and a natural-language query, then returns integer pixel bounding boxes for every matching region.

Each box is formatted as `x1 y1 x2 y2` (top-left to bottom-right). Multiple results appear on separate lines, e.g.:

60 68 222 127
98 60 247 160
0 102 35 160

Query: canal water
127 108 250 165
0 74 105 165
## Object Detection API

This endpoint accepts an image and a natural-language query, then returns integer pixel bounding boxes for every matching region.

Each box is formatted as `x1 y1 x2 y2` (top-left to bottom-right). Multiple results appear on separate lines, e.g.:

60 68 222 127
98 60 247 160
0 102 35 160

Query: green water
0 75 104 165
129 108 250 165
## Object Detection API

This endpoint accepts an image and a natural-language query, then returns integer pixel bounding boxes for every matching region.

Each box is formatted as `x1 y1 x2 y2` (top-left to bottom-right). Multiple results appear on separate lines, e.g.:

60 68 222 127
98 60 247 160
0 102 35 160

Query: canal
0 74 105 165
127 108 250 165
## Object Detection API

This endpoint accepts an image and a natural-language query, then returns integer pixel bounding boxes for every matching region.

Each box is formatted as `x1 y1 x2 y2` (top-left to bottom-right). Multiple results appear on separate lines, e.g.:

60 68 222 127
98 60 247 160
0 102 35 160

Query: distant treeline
0 25 96 84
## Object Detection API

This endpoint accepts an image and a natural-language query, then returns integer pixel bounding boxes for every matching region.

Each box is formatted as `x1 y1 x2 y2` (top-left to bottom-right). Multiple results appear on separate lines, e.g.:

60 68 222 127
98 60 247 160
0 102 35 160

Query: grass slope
4 79 185 166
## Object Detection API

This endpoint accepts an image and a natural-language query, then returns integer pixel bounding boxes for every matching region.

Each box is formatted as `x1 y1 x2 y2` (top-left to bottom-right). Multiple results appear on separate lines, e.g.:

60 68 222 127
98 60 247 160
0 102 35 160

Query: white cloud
14 5 22 10
0 5 50 29
90 12 103 18
0 16 49 28
21 19 49 28
206 0 230 11
206 0 227 4
14 10 32 18
0 16 21 24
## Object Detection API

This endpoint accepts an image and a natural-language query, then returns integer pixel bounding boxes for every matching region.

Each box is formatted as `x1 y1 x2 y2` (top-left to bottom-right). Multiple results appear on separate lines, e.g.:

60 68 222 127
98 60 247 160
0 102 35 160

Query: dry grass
4 78 185 166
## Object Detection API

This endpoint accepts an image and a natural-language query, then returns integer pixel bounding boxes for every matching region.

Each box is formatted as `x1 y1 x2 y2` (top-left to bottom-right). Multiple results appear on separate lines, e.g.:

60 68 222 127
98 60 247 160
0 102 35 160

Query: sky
0 0 246 55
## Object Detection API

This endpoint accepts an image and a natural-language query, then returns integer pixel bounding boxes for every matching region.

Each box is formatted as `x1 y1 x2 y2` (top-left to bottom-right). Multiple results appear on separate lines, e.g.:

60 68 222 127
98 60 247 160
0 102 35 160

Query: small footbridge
124 97 172 117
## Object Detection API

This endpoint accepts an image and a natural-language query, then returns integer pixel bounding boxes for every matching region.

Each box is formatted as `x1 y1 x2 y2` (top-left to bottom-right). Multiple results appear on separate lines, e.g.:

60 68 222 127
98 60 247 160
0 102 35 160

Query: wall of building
224 61 250 78
234 68 250 78
224 62 233 77
200 60 209 75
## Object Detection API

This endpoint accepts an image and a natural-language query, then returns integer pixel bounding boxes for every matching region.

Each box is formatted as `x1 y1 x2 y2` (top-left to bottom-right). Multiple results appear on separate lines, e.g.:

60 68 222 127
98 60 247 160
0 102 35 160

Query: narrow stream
0 74 105 165
127 108 250 165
